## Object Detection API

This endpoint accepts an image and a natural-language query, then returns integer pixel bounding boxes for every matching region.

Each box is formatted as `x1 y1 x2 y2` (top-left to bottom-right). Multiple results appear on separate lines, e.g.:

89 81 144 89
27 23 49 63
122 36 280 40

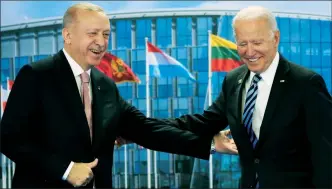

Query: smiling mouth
90 49 103 55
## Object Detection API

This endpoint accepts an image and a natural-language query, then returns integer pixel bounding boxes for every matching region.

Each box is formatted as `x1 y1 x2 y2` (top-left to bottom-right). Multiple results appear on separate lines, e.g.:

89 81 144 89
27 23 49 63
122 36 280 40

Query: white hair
232 6 278 40
63 2 106 28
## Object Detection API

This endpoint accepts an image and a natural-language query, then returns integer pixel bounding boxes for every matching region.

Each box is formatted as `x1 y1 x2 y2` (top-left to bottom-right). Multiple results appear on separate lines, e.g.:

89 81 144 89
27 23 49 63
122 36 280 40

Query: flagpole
145 37 152 189
208 30 214 189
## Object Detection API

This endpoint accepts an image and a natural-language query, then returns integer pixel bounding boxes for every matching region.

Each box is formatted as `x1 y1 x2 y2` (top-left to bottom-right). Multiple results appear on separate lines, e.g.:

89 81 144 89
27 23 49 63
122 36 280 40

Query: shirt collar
62 48 91 78
248 52 279 86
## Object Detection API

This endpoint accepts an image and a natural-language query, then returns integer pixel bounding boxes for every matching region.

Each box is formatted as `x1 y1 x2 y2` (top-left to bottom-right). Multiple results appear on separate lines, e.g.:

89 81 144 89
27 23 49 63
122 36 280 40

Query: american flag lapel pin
238 79 242 84
280 80 285 83
98 86 101 90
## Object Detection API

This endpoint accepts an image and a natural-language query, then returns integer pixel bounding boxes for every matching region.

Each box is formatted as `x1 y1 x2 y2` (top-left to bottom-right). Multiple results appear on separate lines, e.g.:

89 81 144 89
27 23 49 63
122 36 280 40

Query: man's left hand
213 130 238 155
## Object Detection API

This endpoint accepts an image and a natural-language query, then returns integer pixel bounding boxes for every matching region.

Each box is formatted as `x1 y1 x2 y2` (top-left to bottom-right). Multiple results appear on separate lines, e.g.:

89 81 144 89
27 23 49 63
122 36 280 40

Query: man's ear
62 28 71 44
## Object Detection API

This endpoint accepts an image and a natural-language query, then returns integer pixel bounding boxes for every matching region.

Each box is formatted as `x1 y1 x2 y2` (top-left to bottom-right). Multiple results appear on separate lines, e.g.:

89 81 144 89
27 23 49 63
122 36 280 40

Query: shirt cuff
210 139 216 154
62 161 74 180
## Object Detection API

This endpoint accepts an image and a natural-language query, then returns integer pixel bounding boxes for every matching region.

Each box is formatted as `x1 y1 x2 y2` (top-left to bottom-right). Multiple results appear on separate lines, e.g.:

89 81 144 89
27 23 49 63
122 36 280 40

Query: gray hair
63 2 106 28
232 6 278 40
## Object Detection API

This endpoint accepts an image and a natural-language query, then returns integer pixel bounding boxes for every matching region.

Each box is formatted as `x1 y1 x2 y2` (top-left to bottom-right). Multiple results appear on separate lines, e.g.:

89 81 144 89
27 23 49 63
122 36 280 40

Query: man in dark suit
152 6 332 188
0 3 237 188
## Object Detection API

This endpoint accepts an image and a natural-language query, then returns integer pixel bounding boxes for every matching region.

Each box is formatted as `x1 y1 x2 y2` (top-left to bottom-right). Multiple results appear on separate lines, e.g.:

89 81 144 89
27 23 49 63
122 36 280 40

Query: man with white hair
153 6 331 188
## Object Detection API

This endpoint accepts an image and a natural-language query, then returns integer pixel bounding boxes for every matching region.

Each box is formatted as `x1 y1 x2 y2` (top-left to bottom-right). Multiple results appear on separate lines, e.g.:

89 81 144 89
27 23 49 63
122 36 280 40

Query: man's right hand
66 158 98 187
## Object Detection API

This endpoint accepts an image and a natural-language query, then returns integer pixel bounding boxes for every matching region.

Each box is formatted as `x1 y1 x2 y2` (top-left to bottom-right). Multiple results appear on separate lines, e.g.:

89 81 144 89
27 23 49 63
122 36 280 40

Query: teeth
249 58 258 62
90 49 101 53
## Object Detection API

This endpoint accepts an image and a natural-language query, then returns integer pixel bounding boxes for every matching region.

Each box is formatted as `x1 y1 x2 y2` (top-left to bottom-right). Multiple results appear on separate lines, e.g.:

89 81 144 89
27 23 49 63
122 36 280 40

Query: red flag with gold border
96 52 140 83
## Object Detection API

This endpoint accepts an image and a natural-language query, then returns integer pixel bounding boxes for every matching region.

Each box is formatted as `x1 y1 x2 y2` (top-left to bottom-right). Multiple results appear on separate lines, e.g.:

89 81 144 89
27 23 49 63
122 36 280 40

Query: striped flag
1 78 14 117
146 42 195 81
210 34 243 72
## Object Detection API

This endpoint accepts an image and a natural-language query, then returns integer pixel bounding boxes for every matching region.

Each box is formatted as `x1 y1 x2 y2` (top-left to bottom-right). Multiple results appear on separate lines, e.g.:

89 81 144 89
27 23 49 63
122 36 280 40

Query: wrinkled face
234 18 280 74
63 10 110 69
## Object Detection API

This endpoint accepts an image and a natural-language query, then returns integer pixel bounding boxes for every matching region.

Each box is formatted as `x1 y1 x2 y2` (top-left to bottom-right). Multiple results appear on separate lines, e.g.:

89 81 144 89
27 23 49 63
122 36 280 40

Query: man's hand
66 158 98 187
213 130 238 155
114 137 133 148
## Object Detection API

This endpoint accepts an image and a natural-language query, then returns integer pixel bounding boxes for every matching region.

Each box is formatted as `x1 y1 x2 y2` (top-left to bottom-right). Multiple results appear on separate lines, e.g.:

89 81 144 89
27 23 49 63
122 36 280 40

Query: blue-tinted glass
198 83 208 97
136 19 152 48
193 46 208 72
300 19 311 43
20 37 34 56
321 20 331 42
301 43 311 68
290 18 300 42
197 17 212 46
14 56 30 76
290 43 301 64
157 84 173 97
219 15 235 42
176 17 192 47
33 55 50 62
279 17 290 43
311 20 321 43
57 33 64 51
156 18 172 48
116 20 131 49
1 58 11 86
311 43 321 68
197 72 208 83
1 40 15 58
118 85 132 100
279 43 291 60
38 35 53 55
322 43 331 69
322 68 331 93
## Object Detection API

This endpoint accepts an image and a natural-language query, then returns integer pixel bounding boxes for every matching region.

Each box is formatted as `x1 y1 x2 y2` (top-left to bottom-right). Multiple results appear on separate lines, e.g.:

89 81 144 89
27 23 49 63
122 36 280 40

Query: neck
64 46 91 71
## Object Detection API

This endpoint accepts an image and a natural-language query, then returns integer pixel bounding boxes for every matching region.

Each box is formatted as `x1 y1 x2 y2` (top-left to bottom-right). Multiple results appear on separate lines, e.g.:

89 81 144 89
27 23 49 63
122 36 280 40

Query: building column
191 17 197 46
33 31 39 56
53 29 58 54
111 20 116 50
212 16 218 35
151 18 156 45
131 20 136 49
171 17 177 47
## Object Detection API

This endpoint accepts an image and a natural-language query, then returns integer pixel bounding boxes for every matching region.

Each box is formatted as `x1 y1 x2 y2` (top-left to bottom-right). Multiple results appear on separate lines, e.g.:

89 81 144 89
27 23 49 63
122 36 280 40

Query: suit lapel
90 68 116 152
53 50 92 148
235 68 250 124
256 55 290 149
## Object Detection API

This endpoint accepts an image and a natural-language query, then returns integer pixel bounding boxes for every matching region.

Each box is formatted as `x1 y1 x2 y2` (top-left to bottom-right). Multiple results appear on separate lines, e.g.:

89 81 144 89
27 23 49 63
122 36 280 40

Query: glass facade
1 12 331 189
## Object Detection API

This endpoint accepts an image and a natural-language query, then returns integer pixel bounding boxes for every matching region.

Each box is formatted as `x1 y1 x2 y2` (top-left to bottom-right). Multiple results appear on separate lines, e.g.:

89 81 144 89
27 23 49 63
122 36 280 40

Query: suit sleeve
304 74 332 188
0 65 71 180
148 75 230 137
117 77 229 160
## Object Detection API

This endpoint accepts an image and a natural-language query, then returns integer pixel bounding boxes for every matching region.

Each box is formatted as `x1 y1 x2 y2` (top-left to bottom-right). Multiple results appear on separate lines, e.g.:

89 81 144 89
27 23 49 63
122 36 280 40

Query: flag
96 52 140 83
210 34 243 72
1 78 13 117
146 42 195 81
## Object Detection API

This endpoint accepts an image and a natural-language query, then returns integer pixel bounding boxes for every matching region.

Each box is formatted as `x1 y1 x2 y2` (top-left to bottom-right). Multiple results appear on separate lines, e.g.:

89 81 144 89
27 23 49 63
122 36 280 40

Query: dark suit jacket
0 50 213 188
160 55 332 188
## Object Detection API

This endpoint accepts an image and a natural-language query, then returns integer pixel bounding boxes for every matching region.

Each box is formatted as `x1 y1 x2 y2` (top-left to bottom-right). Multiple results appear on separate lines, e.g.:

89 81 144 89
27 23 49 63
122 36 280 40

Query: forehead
234 18 271 39
74 10 110 30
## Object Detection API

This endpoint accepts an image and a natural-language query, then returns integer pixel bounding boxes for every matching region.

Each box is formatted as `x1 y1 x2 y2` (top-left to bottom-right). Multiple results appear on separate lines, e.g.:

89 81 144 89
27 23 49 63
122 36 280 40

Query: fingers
86 158 98 168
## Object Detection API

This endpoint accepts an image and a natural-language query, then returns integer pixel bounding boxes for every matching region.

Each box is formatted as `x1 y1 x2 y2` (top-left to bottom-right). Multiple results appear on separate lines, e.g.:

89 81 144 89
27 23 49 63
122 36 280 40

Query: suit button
254 158 260 164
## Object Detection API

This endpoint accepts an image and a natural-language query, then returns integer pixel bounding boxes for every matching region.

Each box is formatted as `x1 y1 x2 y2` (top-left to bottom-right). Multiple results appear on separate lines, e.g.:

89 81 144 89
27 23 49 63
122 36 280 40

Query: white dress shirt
241 52 280 139
62 48 93 180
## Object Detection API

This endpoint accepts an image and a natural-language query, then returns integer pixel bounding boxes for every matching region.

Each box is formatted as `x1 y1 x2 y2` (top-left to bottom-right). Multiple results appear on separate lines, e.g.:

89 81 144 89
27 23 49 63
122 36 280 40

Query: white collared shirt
61 48 93 180
62 48 92 100
241 52 280 139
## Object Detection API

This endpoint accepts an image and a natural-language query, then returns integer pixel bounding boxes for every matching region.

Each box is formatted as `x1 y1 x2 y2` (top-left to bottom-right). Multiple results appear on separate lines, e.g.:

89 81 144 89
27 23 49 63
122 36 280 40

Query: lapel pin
98 86 101 90
238 79 242 84
280 80 285 83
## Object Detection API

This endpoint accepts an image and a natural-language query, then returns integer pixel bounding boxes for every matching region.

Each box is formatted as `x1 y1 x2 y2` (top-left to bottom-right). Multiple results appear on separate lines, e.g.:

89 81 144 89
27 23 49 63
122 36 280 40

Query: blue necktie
242 74 262 188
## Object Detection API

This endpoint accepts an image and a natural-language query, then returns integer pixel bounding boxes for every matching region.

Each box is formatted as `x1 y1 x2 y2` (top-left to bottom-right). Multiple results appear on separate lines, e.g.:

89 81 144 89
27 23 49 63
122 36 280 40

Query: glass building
1 8 331 189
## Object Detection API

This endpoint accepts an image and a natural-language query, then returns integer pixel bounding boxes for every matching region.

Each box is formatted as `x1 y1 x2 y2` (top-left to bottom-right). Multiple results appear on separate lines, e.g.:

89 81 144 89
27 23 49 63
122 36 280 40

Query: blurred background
1 1 331 188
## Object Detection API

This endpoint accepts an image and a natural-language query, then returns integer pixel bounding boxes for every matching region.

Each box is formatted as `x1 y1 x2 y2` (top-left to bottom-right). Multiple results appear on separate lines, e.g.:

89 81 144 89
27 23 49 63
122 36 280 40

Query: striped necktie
242 74 262 188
